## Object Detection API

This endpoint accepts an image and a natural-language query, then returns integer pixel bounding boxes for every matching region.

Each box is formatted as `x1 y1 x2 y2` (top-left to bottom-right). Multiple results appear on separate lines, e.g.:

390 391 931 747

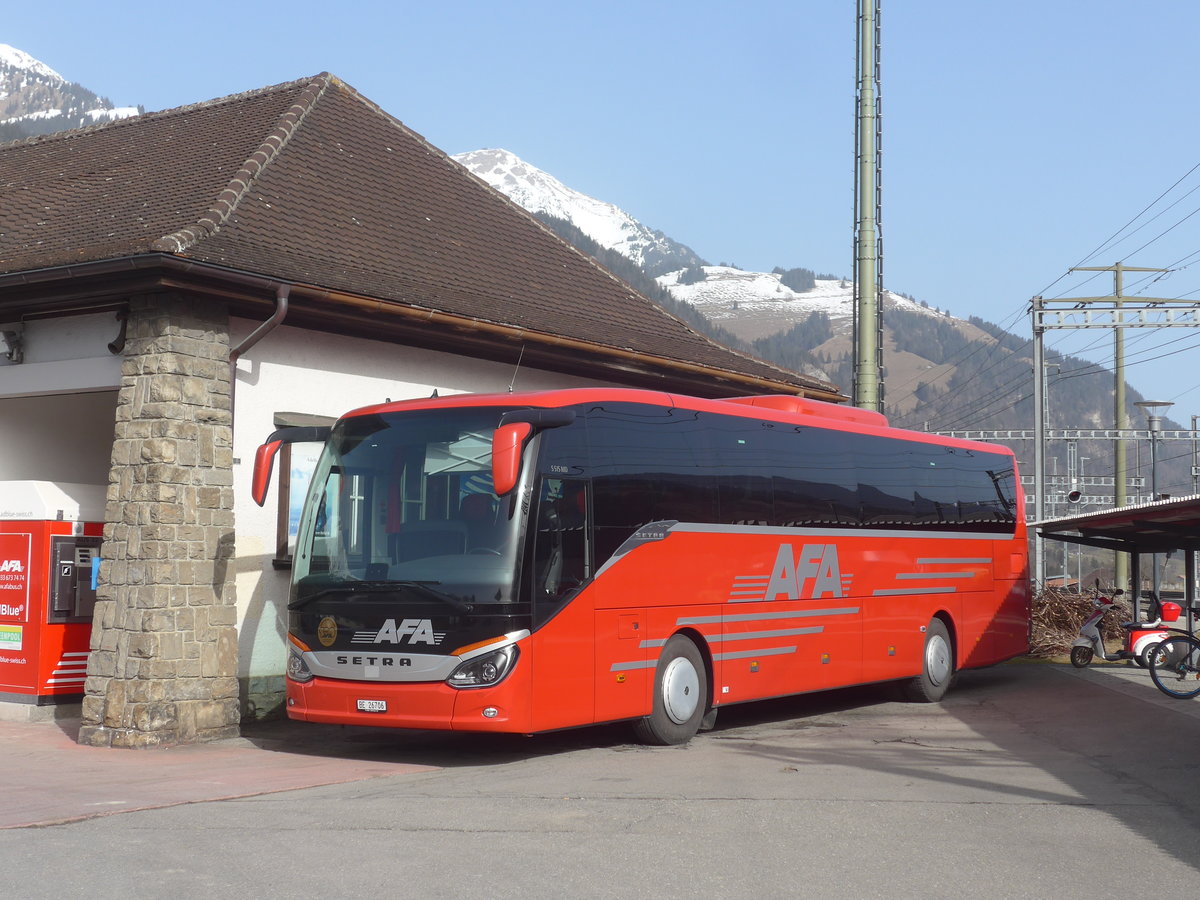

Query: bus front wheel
634 635 708 745
901 618 954 703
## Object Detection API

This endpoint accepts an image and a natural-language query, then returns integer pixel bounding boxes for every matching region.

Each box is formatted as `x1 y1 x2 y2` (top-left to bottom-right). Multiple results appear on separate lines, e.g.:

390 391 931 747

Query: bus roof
343 388 1015 458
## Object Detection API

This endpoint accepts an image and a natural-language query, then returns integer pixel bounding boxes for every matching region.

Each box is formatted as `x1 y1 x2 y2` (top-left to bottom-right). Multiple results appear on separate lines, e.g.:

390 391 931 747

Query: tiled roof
0 73 839 397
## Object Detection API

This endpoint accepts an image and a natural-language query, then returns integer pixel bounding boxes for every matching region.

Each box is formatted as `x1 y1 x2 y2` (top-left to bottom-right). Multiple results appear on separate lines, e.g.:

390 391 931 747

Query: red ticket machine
0 482 105 706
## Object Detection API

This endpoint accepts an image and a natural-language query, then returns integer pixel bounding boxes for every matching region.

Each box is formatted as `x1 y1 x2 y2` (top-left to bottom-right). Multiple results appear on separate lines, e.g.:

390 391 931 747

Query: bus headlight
447 645 519 689
286 651 314 684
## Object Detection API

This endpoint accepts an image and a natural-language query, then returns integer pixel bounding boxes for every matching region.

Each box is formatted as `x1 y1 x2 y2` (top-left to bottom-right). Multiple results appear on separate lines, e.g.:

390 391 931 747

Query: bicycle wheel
1147 635 1200 700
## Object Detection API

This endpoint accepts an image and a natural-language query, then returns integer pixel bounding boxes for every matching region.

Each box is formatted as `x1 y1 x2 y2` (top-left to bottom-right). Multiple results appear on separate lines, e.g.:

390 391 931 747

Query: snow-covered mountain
0 44 138 142
455 147 942 344
451 147 1038 424
656 266 943 343
453 148 705 277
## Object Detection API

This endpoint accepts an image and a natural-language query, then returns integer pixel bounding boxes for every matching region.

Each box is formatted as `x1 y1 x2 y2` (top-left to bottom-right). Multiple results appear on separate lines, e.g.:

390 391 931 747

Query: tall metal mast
853 0 883 411
1060 262 1172 592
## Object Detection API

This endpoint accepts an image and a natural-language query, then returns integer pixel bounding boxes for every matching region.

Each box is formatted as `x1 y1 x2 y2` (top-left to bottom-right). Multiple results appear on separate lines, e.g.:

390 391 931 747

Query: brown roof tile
0 74 838 397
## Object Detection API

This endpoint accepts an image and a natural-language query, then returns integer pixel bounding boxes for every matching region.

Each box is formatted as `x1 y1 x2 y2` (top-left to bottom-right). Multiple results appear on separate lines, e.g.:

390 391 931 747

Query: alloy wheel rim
926 634 951 686
662 657 700 724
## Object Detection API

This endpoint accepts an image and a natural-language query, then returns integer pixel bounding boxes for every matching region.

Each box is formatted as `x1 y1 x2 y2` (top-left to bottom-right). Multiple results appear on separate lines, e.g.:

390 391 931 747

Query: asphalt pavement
0 710 440 829
1 660 1198 899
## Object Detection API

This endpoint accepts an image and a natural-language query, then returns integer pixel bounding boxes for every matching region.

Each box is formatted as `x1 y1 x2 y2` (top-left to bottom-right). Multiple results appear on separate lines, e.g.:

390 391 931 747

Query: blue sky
7 1 1200 419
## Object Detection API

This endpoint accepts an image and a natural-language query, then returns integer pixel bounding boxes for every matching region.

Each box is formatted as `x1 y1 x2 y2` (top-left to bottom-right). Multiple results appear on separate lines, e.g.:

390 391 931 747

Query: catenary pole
853 0 882 411
1032 297 1045 587
1068 262 1171 591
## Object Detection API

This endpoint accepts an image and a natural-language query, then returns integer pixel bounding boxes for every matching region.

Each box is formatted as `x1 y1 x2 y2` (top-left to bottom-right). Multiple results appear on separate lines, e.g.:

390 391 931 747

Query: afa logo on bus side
765 543 845 600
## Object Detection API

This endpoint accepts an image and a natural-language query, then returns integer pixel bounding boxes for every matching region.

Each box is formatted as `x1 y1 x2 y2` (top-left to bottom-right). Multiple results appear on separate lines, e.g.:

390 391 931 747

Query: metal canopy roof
1038 495 1200 554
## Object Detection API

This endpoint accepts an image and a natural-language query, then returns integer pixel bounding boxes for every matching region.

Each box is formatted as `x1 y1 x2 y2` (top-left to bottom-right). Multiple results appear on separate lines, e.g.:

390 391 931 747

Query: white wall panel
0 392 118 485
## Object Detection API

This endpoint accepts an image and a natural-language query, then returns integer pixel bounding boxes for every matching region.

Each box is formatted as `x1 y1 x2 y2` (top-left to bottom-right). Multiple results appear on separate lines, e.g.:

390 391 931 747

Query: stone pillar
79 294 240 748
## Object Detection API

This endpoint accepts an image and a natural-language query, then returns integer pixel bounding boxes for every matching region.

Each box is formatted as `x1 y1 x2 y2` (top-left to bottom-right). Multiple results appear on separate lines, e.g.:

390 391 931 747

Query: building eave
0 255 847 402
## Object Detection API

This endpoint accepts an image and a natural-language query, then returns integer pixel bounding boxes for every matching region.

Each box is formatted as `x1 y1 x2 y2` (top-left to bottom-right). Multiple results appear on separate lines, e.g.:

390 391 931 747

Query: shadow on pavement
710 661 1200 877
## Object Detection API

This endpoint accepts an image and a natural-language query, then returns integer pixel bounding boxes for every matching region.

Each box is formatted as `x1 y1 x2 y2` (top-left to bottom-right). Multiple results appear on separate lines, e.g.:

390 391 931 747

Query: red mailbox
0 482 105 706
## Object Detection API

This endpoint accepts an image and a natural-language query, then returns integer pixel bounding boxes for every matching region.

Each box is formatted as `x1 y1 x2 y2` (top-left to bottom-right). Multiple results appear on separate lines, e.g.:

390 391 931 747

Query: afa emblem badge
317 616 338 647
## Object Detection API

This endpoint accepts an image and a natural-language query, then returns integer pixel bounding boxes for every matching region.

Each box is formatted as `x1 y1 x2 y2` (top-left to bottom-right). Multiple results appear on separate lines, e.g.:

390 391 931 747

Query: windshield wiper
288 582 391 610
288 579 470 612
390 580 473 612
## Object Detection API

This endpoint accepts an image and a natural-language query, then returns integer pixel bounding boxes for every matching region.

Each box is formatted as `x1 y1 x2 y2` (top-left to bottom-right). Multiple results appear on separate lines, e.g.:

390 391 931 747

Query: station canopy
1038 495 1200 555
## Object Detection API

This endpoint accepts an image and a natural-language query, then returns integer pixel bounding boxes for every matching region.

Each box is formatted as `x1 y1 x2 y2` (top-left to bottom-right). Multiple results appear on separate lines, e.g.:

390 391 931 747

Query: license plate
356 699 387 713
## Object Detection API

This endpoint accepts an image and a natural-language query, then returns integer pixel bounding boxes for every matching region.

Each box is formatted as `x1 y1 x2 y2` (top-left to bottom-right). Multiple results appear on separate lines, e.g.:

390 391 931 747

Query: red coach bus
252 388 1029 744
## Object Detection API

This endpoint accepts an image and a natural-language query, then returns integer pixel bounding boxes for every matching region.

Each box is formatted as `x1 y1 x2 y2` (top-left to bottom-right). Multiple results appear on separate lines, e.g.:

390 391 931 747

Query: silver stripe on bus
611 659 659 672
917 558 990 564
677 608 859 625
639 626 823 650
729 589 863 604
671 523 1007 540
706 627 823 643
614 632 820 670
894 571 974 580
872 586 958 596
714 646 797 661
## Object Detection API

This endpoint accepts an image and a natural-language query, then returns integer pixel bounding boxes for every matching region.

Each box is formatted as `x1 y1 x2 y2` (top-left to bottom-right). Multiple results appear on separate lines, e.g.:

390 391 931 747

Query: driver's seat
460 493 502 552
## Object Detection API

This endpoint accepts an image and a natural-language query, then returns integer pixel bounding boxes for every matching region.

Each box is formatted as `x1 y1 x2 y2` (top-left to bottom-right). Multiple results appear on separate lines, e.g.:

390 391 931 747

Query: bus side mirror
252 440 284 507
250 425 332 507
492 422 533 496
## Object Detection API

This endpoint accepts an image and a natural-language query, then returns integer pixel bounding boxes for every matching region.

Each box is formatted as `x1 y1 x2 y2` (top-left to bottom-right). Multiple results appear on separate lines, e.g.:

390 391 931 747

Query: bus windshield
292 407 524 609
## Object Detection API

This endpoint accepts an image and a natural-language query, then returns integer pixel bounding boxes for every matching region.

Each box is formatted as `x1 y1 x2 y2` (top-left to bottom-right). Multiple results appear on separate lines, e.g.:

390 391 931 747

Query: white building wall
0 312 123 398
0 392 118 485
230 319 619 694
0 312 122 493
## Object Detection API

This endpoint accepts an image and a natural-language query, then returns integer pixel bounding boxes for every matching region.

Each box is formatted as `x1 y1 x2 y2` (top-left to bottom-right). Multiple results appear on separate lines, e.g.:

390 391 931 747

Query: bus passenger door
528 478 596 731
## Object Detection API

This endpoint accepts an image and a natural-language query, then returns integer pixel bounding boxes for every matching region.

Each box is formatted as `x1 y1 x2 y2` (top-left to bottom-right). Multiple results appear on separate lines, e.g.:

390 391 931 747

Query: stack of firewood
1029 586 1131 658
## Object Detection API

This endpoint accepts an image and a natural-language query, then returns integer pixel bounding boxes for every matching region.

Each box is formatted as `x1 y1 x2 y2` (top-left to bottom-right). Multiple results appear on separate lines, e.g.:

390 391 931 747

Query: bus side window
586 403 716 562
532 478 589 626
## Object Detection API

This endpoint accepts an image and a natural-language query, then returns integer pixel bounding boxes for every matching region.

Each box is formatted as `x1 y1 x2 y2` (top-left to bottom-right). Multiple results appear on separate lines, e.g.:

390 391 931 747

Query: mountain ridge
454 145 1021 421
0 43 139 143
454 148 707 277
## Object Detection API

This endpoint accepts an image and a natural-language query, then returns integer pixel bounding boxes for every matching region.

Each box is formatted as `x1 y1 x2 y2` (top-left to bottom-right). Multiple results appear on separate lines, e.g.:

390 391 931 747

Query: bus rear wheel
634 635 708 745
902 618 954 702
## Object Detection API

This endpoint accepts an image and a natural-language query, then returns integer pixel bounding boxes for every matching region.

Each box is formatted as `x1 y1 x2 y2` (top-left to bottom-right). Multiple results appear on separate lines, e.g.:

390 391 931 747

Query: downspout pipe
229 283 290 416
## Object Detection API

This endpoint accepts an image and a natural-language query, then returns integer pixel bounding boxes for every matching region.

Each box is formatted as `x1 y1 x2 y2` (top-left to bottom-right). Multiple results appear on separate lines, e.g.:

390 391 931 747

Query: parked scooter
1070 584 1175 668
